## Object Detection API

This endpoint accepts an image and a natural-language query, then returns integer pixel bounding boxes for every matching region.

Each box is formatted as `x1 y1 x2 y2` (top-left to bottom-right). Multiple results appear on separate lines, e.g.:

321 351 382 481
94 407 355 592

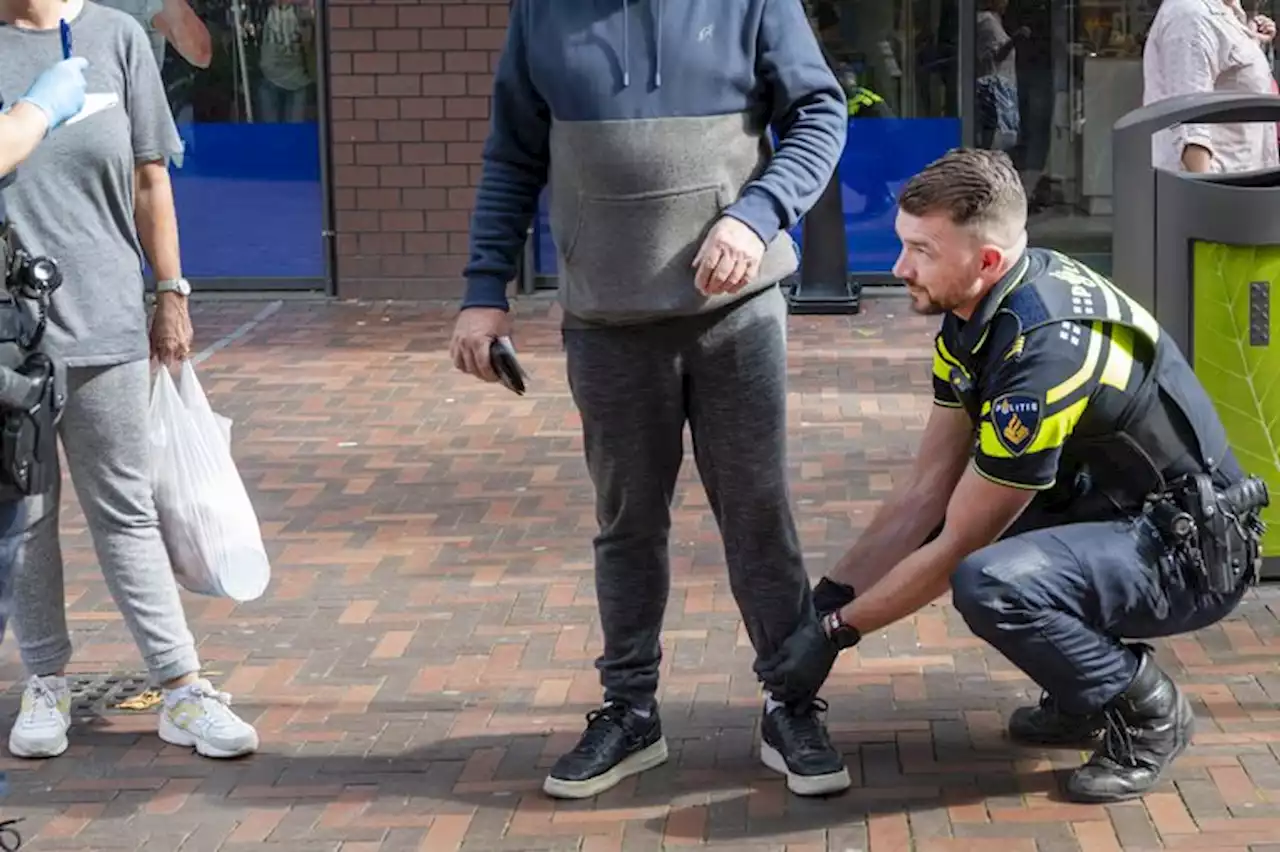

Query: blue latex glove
18 57 89 131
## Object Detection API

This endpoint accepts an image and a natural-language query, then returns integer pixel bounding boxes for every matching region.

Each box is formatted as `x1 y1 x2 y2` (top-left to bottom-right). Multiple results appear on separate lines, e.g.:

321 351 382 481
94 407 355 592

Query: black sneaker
812 577 856 615
760 699 851 796
1009 692 1104 746
542 702 668 799
1064 648 1196 803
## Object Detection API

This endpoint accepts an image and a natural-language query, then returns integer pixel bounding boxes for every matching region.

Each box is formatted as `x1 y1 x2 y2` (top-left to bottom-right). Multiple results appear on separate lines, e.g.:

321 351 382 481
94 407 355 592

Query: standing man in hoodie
450 0 849 800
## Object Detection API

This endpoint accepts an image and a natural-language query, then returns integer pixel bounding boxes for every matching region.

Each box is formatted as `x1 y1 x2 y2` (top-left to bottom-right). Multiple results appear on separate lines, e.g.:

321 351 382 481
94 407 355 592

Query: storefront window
804 0 962 274
975 0 1278 276
100 0 326 284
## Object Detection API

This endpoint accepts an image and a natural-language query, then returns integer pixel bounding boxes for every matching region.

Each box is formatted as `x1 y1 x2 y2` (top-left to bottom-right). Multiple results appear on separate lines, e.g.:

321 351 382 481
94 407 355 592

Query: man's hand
450 307 512 383
150 293 193 364
1255 14 1276 43
693 216 766 296
753 611 838 703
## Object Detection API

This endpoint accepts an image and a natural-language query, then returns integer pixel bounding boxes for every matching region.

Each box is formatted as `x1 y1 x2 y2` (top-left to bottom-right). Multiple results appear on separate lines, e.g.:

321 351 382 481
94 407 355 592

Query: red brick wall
326 0 509 300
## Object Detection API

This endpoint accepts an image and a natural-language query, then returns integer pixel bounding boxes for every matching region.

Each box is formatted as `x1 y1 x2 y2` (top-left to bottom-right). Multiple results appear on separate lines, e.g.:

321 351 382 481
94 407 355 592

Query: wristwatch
156 277 191 296
821 609 862 650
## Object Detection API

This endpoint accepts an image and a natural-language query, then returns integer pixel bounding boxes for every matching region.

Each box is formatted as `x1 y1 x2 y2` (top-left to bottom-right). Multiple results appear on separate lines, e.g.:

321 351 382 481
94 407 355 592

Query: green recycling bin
1113 92 1280 580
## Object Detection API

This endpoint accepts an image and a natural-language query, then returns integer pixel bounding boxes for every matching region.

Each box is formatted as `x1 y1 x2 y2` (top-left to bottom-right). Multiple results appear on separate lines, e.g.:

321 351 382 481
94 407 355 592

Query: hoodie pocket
557 183 726 308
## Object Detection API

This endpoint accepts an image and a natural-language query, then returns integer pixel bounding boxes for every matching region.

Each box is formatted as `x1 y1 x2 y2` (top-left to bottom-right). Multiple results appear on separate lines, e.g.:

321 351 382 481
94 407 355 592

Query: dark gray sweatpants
563 285 812 708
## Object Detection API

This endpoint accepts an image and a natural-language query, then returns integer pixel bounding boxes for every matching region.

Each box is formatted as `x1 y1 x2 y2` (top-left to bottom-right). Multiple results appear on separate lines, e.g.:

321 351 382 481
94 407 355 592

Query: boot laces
1098 706 1139 767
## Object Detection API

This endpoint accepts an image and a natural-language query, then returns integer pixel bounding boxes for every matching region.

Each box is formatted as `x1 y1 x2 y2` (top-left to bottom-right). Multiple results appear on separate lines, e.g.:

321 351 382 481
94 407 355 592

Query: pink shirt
1143 0 1279 173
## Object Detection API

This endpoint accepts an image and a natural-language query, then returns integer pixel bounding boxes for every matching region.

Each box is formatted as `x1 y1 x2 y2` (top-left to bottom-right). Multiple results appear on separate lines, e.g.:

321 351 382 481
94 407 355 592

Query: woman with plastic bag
0 0 258 760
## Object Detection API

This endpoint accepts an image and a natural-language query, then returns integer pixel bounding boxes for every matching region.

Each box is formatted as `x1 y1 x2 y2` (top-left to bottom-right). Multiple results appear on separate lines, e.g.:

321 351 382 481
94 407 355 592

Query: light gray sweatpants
11 358 200 683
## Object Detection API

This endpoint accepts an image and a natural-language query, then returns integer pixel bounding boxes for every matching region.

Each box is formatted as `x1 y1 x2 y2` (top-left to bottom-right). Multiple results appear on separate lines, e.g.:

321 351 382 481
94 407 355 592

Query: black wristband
822 610 862 650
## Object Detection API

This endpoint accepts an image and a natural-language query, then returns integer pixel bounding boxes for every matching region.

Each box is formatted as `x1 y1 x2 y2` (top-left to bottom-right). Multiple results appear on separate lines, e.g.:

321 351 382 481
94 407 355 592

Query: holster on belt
0 354 59 501
0 221 62 501
1145 473 1270 594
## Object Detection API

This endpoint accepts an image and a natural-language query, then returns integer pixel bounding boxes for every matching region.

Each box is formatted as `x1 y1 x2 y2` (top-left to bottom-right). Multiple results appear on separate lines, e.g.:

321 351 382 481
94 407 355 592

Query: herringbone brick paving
2 294 1279 851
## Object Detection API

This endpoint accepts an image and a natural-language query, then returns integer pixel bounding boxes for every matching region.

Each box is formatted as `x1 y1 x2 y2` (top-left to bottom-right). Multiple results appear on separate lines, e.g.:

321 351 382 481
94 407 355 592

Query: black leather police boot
1008 692 1104 746
1064 647 1195 803
812 577 856 615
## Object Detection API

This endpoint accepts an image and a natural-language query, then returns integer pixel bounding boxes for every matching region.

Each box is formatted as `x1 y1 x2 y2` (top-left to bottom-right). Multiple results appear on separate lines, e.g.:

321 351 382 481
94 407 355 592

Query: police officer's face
892 211 1001 316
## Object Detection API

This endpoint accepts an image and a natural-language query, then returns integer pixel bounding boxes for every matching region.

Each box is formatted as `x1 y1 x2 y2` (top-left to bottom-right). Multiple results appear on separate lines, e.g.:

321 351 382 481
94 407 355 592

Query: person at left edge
0 55 89 800
450 0 849 798
0 52 90 637
757 148 1263 803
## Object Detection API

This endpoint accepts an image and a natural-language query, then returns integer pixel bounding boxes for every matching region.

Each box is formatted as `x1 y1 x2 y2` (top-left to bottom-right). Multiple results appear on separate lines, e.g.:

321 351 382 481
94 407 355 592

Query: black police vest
961 255 1236 512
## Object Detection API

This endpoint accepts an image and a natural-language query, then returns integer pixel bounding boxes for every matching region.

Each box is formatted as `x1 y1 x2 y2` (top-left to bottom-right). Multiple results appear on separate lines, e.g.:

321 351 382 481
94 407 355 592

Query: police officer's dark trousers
951 515 1246 715
0 498 24 798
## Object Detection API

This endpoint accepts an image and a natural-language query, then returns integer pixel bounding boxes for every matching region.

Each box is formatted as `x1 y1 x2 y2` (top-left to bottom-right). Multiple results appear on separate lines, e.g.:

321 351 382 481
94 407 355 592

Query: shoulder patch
1003 334 1025 361
990 393 1042 456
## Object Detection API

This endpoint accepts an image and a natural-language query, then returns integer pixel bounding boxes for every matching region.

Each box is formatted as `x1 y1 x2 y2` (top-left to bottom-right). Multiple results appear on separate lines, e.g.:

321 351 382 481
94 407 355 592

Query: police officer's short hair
897 148 1027 243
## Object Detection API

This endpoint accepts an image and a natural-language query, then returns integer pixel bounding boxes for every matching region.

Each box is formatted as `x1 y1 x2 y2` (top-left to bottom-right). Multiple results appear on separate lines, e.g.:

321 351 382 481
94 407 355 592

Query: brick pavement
2 294 1280 851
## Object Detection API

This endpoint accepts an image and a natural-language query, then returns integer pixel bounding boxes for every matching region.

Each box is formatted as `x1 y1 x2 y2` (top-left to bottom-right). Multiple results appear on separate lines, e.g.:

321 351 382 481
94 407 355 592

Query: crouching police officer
757 148 1268 804
0 55 90 619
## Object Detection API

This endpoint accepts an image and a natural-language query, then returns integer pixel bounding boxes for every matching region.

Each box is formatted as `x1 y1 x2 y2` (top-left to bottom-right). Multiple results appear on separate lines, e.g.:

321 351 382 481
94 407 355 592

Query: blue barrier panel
165 121 325 280
533 116 961 278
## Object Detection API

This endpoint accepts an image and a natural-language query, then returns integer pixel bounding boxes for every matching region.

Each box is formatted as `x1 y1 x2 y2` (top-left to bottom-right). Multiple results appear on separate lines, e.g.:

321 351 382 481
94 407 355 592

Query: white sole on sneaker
760 741 851 796
542 737 668 799
158 715 259 759
8 731 68 759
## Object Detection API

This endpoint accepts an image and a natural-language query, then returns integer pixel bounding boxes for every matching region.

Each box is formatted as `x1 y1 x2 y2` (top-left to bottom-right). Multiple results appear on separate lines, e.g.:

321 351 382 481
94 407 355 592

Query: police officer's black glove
753 611 839 704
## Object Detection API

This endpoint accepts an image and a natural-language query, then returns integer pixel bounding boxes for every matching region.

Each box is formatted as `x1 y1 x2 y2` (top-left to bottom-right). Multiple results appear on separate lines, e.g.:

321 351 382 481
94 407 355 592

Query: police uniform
0 154 26 671
0 152 59 555
932 247 1263 801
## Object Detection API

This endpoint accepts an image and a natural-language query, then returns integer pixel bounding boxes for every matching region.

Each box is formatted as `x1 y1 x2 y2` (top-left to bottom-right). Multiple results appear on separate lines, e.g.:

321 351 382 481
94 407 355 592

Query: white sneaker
8 675 71 758
158 678 259 759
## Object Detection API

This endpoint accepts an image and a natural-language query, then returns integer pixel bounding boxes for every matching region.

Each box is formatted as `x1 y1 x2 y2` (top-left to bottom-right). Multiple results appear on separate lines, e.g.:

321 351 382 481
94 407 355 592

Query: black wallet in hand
489 336 528 395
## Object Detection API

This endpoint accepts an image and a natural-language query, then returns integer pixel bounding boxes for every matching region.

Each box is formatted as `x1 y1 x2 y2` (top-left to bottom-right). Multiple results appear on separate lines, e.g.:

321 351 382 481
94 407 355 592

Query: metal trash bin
1112 91 1280 580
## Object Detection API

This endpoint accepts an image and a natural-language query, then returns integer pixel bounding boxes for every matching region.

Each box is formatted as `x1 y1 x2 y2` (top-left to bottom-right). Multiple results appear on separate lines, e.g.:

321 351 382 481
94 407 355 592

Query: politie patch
989 393 1042 456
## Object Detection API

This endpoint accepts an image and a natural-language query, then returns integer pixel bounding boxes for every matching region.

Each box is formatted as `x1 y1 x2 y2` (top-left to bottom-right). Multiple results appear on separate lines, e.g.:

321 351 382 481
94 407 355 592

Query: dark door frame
959 0 977 147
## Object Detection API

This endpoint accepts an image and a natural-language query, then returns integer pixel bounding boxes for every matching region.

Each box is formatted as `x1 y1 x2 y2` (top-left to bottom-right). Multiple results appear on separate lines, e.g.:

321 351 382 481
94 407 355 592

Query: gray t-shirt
0 1 184 367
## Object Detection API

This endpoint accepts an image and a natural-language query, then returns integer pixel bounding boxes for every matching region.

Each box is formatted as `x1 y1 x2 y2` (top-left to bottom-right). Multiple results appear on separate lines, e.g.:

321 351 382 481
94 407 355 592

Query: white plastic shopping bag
148 361 270 601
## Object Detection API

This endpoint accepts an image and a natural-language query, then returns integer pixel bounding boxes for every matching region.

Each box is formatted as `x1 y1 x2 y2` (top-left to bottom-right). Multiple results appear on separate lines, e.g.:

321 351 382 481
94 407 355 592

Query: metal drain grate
4 672 157 720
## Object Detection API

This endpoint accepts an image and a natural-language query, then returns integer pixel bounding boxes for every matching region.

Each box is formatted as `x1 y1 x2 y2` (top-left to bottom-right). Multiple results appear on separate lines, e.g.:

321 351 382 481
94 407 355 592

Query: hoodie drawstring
654 0 662 87
619 0 661 89
622 1 630 87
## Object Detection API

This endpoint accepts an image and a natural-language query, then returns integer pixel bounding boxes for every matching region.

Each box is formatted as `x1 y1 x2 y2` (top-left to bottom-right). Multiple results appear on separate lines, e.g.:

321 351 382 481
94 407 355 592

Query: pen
59 19 71 60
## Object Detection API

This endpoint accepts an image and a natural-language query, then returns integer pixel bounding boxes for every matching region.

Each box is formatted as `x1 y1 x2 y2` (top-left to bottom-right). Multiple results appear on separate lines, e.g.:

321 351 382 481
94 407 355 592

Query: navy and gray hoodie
461 0 848 325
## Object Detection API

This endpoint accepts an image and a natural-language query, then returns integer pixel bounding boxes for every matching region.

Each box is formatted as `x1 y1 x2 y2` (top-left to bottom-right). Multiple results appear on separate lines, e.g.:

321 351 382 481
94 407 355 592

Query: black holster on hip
1145 474 1270 594
0 222 63 501
0 354 59 501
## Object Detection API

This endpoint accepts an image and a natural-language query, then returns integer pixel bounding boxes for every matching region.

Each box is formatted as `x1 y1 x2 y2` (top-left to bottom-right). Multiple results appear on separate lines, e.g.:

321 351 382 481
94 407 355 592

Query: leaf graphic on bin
1192 242 1280 555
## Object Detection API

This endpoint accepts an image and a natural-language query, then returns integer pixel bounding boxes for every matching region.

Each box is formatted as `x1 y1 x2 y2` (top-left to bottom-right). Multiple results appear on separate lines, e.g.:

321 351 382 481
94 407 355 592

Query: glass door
967 0 1160 275
99 0 330 291
802 0 965 278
